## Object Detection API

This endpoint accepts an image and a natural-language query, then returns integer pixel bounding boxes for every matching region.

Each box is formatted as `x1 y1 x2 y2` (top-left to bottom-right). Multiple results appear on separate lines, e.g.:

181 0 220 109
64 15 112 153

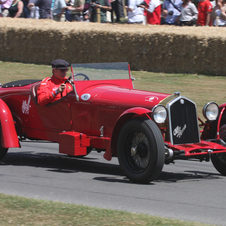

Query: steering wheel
64 76 72 84
74 73 90 81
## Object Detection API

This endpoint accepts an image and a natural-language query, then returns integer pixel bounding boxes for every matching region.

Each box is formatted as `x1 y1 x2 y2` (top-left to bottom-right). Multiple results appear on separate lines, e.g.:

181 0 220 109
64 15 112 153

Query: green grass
0 61 50 83
0 61 223 225
0 194 213 226
132 70 226 120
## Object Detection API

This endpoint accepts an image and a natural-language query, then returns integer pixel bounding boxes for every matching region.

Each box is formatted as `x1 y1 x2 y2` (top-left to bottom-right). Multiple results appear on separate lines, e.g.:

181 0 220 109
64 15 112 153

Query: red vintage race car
0 62 226 183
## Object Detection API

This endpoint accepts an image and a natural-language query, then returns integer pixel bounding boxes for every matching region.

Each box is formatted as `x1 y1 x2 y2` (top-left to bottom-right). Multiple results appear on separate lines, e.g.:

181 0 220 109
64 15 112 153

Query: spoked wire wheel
117 117 165 183
125 131 151 172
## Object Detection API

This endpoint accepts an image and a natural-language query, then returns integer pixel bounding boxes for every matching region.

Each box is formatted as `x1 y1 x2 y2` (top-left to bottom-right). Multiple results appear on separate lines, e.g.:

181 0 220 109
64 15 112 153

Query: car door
33 96 72 131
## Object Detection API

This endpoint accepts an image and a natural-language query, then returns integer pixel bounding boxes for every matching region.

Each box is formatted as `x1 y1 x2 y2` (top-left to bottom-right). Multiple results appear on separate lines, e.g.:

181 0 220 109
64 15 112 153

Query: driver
37 59 73 106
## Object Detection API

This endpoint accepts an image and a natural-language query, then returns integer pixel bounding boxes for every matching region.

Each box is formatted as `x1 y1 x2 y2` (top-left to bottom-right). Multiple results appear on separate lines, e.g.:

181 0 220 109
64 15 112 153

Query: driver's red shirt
37 76 73 106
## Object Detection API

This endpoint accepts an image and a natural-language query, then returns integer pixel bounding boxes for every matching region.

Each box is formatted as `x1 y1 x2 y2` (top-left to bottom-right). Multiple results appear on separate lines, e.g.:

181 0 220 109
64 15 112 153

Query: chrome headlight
152 105 167 124
202 102 219 121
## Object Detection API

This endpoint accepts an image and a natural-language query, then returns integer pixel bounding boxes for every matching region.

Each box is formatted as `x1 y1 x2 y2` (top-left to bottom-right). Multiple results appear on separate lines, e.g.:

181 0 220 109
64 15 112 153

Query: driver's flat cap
51 59 70 69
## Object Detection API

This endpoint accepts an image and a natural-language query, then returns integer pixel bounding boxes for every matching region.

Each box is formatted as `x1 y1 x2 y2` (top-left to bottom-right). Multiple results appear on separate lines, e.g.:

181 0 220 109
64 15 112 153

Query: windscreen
71 62 130 81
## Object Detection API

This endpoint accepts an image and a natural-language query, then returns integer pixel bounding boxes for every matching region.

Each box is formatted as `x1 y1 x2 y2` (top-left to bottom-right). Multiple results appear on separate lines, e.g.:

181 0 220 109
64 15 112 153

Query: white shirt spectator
179 1 198 22
52 0 66 15
127 0 144 23
147 0 161 13
213 8 226 25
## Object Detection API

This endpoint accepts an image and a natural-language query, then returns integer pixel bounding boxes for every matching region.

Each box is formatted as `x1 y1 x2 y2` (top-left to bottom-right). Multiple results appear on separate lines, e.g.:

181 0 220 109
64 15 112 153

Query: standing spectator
197 0 212 25
22 0 30 17
142 0 149 24
29 4 40 18
52 0 68 21
28 0 52 19
90 0 112 22
64 0 73 21
119 0 125 18
68 0 84 21
8 0 24 17
162 0 182 25
125 0 144 24
83 0 90 21
83 0 90 22
111 0 120 22
176 0 198 25
0 0 12 16
139 0 161 24
211 0 226 26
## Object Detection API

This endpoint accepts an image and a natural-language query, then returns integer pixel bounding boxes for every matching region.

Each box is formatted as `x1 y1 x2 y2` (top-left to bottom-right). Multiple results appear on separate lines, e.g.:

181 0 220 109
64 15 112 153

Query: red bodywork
1 62 226 164
0 99 20 148
0 79 167 158
201 103 226 141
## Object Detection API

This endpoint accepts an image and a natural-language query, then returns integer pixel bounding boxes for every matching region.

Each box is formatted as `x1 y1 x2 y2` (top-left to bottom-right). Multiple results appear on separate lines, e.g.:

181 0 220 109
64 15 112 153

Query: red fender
219 103 226 108
0 99 20 148
104 107 152 161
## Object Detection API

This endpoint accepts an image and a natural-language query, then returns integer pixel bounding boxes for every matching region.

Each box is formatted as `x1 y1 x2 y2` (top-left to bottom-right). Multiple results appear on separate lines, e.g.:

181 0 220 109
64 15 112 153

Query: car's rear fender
104 107 152 160
0 99 20 148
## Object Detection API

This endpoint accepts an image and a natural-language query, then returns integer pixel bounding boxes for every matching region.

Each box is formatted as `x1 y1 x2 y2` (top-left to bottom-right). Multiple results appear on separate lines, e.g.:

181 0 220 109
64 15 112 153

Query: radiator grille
168 97 200 145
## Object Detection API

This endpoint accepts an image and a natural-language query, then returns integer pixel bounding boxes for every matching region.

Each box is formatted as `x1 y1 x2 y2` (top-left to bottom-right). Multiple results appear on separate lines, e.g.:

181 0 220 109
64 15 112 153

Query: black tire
117 117 165 183
211 124 226 175
0 145 8 161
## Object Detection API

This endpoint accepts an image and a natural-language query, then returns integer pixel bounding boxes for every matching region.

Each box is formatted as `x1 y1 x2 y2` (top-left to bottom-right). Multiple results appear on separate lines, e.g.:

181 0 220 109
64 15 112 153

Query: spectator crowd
0 0 226 26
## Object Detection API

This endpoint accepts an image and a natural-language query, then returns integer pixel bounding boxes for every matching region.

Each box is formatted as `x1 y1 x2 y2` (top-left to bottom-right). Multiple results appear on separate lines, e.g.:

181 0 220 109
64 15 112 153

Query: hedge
0 18 226 75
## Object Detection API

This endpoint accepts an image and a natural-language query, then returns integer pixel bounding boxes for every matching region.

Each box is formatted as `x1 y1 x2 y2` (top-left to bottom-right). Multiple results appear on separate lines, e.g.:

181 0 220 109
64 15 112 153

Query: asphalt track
0 141 226 225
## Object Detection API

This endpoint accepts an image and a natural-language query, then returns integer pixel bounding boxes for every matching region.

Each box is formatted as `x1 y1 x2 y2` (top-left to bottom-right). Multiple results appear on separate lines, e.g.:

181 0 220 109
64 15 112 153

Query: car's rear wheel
0 144 8 161
211 124 226 175
117 117 165 183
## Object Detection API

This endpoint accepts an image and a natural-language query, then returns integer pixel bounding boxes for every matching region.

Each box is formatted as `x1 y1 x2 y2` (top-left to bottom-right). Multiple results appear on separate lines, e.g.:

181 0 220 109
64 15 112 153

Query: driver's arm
37 78 73 106
37 81 56 106
37 78 63 106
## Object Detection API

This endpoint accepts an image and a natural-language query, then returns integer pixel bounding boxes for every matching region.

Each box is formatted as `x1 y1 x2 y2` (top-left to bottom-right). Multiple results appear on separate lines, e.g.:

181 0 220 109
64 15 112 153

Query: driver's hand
57 83 66 93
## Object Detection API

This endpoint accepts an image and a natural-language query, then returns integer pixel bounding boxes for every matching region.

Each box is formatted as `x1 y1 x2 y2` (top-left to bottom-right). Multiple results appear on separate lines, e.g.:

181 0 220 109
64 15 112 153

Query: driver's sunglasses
58 68 69 72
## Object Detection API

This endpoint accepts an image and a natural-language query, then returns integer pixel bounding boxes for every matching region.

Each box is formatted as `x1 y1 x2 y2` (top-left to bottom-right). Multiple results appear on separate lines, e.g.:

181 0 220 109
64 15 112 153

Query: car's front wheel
211 124 226 175
117 117 165 184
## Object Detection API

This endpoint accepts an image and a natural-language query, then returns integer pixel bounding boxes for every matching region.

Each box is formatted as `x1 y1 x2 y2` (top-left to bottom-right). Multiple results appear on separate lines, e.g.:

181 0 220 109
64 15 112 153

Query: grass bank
0 194 213 226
